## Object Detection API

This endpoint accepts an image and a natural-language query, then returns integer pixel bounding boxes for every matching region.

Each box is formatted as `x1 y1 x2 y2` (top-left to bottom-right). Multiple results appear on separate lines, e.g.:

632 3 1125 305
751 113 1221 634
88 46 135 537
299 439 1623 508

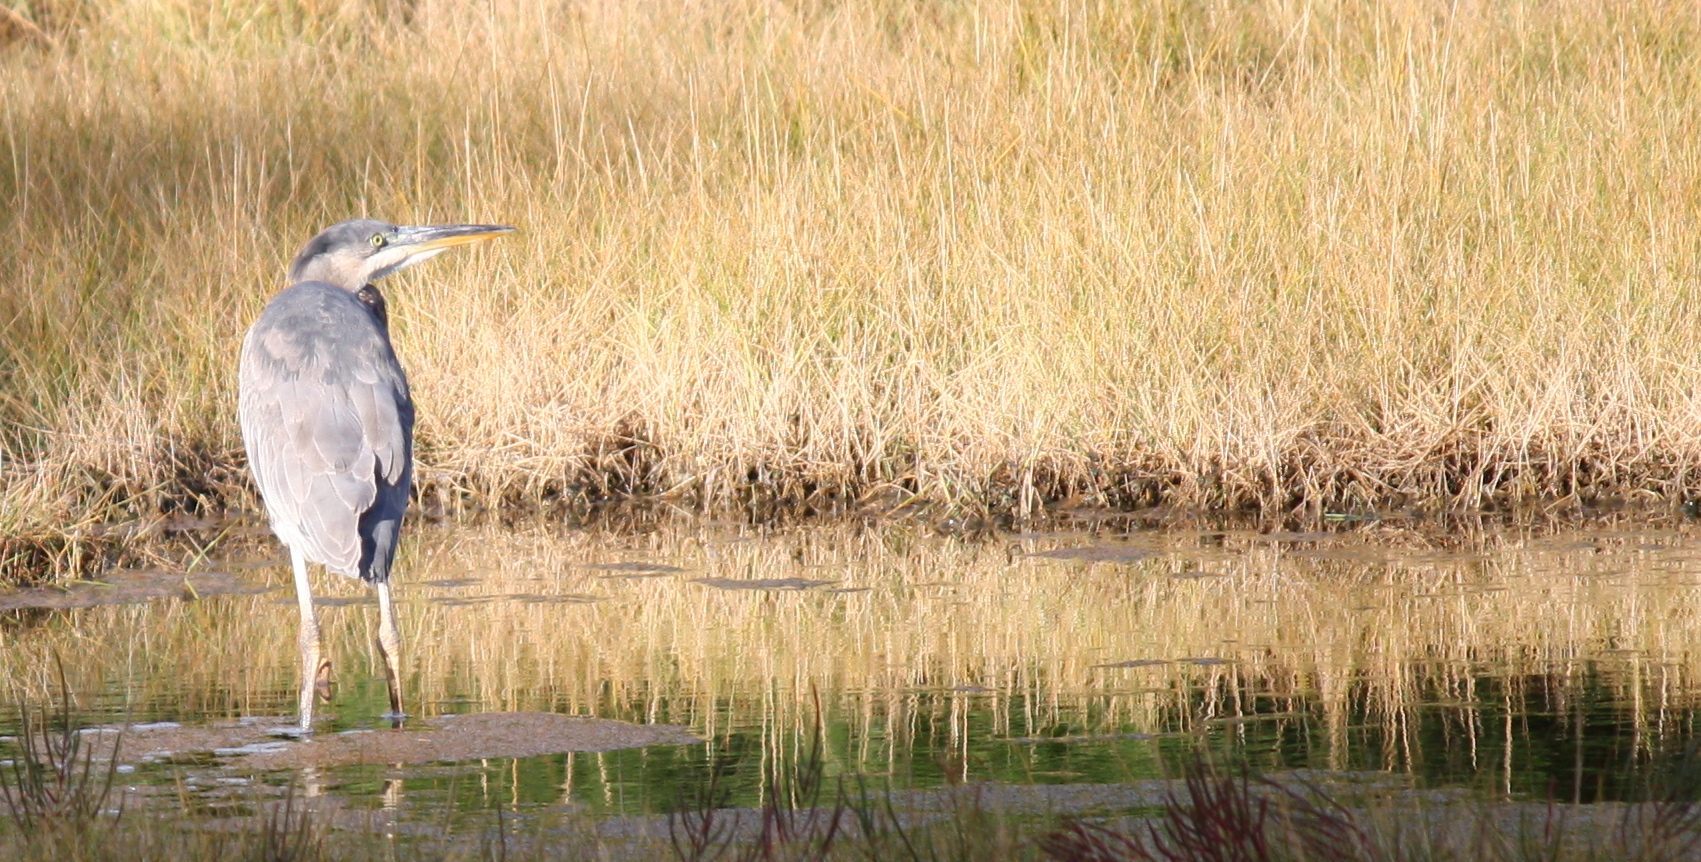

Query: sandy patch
94 712 699 770
84 717 288 764
238 713 699 769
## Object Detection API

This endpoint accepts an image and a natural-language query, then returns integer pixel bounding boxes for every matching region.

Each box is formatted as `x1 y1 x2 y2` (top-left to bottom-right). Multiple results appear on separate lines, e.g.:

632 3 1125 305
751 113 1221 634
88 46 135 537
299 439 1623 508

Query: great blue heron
239 219 513 734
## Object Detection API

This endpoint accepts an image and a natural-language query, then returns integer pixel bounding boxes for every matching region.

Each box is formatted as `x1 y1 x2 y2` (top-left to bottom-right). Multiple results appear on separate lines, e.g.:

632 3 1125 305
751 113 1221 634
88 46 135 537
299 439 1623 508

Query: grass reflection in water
3 518 1701 818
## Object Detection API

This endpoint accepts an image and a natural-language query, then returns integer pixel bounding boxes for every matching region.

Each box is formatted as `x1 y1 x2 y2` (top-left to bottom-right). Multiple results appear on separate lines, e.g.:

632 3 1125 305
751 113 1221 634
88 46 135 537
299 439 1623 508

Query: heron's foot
380 709 409 729
268 725 313 740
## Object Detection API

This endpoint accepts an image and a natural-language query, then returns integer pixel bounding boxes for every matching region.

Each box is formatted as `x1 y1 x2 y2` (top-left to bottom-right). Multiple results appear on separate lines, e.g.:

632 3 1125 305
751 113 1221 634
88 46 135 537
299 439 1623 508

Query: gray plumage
238 218 512 732
240 279 413 582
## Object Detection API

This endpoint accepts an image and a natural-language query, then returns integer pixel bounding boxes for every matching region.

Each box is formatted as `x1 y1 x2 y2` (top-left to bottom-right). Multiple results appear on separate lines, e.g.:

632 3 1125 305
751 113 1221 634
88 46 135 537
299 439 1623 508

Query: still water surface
4 514 1701 822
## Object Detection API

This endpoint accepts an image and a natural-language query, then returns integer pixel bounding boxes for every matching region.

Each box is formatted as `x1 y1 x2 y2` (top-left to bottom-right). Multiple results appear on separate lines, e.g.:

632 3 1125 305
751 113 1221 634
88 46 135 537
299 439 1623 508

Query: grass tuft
0 657 121 837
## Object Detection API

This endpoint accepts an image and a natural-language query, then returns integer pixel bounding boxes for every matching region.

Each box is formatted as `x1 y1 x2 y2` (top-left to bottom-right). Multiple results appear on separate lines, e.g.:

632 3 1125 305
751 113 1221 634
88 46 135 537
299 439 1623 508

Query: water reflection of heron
238 219 513 734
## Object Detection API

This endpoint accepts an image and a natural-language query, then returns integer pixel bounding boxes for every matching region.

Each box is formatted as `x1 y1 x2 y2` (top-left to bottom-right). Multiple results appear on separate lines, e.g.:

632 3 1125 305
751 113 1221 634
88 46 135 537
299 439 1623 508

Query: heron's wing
239 283 413 578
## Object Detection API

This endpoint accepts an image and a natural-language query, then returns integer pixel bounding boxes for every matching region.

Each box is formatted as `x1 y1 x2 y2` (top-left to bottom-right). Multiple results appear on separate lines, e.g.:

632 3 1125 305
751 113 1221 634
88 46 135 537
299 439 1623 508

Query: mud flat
97 712 699 771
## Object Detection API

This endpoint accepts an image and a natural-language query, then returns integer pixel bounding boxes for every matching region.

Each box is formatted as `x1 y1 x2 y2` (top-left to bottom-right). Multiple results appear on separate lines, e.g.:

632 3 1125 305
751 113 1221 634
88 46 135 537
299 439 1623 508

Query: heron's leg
291 548 328 735
375 580 406 723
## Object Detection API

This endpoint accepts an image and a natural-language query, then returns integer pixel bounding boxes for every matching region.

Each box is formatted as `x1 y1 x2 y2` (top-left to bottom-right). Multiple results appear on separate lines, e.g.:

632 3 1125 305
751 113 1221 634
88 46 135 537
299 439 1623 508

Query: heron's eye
370 234 387 248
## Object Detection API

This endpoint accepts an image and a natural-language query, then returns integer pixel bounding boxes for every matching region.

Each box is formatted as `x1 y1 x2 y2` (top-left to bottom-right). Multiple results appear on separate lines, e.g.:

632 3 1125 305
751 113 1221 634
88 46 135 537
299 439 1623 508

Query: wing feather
238 282 414 581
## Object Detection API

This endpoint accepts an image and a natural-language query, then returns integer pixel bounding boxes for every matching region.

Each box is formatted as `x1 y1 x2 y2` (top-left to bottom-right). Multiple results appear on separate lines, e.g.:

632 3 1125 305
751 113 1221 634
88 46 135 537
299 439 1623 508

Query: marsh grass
0 783 330 862
669 701 850 861
673 738 1701 861
5 0 1701 580
0 657 121 836
1036 764 1701 862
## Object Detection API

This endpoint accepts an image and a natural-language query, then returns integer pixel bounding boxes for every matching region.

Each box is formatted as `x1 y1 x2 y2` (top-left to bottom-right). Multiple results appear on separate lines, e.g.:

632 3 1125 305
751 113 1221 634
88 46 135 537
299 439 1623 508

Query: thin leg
291 548 329 735
375 580 406 724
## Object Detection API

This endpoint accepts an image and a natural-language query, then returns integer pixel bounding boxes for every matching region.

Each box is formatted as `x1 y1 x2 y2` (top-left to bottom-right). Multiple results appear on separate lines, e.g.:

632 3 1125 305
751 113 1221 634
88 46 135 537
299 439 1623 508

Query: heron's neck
288 253 368 292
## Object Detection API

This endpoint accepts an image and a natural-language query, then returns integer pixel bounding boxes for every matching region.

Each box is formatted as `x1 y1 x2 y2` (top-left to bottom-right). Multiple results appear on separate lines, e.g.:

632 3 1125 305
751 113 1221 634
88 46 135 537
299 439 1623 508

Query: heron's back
239 281 414 583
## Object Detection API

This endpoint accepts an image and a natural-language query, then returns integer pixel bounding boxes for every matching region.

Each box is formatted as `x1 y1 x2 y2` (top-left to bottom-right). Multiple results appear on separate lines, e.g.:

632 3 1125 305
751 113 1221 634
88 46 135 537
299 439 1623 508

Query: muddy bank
6 487 1692 591
0 566 273 610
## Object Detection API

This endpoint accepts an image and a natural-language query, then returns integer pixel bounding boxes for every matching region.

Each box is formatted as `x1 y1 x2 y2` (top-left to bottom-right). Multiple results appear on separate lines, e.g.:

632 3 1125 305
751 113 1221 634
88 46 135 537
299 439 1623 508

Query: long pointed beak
392 223 515 253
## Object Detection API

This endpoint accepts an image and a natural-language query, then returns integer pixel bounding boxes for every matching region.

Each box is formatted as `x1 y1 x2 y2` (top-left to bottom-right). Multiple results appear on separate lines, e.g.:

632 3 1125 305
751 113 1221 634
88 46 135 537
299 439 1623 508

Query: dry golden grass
5 0 1701 579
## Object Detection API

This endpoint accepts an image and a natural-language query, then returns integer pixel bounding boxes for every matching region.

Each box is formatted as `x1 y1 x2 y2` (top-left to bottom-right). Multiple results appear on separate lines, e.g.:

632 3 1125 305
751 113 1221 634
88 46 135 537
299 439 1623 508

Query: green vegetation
5 0 1701 582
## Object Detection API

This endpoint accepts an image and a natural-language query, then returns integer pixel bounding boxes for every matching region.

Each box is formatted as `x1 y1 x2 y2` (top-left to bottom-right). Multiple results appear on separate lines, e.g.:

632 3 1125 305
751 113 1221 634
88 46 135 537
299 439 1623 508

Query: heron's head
287 218 514 291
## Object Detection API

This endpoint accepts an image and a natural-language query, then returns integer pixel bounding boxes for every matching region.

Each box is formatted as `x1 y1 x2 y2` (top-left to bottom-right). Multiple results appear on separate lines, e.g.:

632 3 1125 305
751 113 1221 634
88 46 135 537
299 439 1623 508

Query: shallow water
5 514 1701 826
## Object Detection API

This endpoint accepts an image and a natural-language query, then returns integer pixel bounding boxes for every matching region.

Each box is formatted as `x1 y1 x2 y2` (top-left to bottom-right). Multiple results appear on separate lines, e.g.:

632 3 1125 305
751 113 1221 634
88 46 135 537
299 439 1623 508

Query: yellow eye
370 234 387 248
